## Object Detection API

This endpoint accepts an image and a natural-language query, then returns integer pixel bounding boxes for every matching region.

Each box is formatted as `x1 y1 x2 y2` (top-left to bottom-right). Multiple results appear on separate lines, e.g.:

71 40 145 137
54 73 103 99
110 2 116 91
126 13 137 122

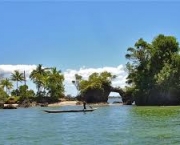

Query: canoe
44 108 97 113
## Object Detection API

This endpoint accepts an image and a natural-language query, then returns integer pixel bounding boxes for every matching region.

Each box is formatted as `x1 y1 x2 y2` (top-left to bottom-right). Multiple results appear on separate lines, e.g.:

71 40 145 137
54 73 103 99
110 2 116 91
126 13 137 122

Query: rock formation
76 86 133 105
134 89 180 106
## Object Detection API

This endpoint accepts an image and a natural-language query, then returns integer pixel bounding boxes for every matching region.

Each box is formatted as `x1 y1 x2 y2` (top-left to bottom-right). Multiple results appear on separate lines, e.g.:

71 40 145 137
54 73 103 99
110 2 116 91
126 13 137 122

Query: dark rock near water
18 100 32 108
112 101 122 104
40 103 48 107
134 89 180 106
76 86 133 105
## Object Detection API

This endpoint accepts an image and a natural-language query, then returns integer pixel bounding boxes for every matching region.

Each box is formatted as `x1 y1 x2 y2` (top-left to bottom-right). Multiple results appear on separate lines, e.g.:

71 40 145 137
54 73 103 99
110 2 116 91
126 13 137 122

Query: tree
0 87 8 103
11 70 24 90
0 78 13 94
72 74 82 94
125 34 180 105
30 65 64 102
77 71 115 94
45 67 64 101
72 71 116 102
17 85 35 102
30 64 49 96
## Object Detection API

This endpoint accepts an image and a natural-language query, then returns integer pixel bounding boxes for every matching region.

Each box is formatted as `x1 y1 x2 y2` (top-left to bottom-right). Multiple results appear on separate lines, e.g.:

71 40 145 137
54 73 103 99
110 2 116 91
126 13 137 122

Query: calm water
1 103 180 145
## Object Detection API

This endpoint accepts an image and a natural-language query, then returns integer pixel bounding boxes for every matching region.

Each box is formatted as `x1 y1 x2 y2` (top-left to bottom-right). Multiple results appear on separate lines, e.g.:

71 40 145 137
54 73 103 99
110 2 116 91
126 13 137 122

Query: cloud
0 64 37 78
0 64 128 96
0 64 37 90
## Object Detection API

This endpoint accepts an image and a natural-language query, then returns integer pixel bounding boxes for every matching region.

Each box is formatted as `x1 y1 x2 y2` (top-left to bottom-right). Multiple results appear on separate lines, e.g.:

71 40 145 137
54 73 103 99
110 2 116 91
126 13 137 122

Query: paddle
89 105 93 109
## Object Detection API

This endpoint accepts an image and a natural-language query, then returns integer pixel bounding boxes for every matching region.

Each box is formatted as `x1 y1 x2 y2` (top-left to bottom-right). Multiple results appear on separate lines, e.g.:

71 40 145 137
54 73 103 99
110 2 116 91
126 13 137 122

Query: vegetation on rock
72 71 116 103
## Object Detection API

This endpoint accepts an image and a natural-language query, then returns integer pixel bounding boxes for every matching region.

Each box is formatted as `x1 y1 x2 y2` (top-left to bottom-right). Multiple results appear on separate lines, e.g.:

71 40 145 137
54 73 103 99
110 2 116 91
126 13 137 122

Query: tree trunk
17 81 18 90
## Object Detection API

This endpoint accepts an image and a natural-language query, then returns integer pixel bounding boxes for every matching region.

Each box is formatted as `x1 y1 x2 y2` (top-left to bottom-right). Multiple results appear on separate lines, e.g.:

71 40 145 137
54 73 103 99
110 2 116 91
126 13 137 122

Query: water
1 105 180 145
108 97 122 104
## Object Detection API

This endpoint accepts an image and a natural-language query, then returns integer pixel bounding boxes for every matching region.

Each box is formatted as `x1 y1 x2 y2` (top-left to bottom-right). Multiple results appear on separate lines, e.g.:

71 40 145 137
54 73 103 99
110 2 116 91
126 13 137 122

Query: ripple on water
1 105 180 145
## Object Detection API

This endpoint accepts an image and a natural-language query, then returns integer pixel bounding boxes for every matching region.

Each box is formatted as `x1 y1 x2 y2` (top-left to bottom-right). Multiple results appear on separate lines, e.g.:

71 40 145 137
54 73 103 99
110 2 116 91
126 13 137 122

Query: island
0 34 180 108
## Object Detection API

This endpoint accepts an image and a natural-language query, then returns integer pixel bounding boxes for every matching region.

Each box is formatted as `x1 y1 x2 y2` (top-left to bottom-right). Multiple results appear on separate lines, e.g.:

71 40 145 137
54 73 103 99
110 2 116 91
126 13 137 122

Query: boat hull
44 109 96 113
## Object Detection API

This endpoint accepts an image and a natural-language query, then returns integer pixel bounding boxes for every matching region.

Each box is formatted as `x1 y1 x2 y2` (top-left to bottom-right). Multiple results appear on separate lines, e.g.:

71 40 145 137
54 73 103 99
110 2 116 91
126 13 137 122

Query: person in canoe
83 101 86 110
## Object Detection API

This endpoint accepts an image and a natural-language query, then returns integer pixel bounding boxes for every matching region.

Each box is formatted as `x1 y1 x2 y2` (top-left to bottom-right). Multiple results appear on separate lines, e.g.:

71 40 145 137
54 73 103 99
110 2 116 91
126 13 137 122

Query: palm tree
72 74 82 92
46 67 64 99
11 70 24 90
0 78 13 94
30 64 49 95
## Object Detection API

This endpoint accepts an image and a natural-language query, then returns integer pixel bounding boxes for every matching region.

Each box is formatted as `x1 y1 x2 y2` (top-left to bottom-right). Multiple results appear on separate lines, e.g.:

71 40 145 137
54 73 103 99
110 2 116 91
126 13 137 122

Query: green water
1 105 180 145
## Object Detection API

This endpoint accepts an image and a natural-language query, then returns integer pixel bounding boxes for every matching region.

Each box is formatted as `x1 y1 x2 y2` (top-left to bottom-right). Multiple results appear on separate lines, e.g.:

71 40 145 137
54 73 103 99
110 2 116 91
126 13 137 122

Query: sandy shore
4 104 19 107
48 101 78 107
47 101 118 107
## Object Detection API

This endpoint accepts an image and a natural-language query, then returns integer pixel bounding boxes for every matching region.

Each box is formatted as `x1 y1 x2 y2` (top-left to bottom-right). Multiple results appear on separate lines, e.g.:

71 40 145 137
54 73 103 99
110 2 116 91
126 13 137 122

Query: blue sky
0 1 180 95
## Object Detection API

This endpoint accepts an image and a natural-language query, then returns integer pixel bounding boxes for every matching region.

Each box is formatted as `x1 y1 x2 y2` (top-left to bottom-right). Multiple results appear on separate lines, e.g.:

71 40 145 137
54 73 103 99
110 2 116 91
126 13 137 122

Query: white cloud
0 64 128 96
0 64 37 78
0 64 37 90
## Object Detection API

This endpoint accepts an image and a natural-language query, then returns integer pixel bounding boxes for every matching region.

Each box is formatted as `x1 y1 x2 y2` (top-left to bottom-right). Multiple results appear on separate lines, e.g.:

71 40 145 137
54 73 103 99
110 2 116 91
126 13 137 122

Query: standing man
83 101 86 110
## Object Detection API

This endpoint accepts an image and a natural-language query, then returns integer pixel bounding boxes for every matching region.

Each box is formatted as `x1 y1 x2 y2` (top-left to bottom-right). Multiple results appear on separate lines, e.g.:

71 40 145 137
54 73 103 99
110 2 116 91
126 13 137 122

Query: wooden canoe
44 108 97 113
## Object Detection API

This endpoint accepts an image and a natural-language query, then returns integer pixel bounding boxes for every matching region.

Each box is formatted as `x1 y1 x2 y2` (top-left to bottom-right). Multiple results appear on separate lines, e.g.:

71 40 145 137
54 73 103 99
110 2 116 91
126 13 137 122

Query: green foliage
0 87 8 103
30 65 65 102
125 34 180 105
11 89 20 96
76 71 115 93
11 70 24 90
11 85 35 103
0 78 13 94
45 67 64 101
0 64 65 104
30 64 47 94
19 85 35 98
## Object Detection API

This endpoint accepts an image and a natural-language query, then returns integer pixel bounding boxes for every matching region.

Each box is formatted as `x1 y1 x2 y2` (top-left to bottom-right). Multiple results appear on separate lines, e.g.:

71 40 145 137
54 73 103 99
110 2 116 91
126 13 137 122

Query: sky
0 1 180 96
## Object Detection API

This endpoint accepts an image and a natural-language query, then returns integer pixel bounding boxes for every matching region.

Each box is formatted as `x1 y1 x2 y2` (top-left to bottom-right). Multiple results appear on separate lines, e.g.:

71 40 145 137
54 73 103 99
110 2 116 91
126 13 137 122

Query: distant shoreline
47 101 122 107
48 101 78 107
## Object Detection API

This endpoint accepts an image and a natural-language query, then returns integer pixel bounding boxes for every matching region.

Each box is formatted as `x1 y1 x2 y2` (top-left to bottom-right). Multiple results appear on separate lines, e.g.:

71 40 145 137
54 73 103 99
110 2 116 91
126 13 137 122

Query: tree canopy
11 70 24 90
125 34 180 105
0 64 65 105
73 71 116 94
0 78 13 94
30 65 64 102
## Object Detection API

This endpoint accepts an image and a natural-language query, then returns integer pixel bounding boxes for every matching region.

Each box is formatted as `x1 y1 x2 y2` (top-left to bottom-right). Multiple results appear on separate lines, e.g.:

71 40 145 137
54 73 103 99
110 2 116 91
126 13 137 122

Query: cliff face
135 90 180 106
76 87 133 104
83 88 110 103
76 86 180 105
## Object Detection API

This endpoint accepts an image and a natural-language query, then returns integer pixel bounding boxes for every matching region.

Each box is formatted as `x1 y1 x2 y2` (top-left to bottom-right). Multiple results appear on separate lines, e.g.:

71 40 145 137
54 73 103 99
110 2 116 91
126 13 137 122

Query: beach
47 101 78 107
47 100 119 107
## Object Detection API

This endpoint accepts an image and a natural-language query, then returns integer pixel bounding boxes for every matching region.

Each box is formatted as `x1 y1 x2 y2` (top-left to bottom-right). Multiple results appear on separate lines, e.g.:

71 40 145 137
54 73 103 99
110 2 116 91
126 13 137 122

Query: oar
89 105 93 109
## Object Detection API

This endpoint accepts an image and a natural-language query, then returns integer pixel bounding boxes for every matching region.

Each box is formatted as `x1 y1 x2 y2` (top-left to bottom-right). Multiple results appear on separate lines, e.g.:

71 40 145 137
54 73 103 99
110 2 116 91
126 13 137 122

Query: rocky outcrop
76 85 180 106
81 87 110 103
110 87 133 105
135 89 180 106
112 101 122 104
76 86 133 105
40 103 48 107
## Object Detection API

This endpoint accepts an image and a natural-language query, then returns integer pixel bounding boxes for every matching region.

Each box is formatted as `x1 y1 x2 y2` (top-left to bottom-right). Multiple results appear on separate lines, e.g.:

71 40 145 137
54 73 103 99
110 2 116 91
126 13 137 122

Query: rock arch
77 86 133 105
